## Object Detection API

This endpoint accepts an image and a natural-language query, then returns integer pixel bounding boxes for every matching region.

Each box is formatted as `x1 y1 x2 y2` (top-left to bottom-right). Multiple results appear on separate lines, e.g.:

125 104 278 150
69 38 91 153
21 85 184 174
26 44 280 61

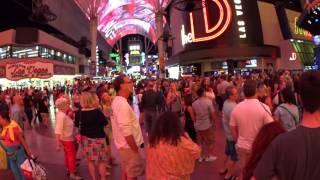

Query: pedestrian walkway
0 104 228 180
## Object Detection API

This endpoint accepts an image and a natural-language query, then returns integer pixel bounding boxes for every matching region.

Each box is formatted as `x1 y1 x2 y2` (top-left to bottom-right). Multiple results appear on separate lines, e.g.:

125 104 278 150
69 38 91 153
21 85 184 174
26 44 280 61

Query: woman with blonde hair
257 82 273 112
55 97 82 180
75 92 110 180
99 92 116 166
166 82 183 115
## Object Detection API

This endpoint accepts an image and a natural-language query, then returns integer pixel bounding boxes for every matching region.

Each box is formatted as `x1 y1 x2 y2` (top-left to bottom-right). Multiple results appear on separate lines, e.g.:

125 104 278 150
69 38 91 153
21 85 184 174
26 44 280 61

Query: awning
167 45 280 66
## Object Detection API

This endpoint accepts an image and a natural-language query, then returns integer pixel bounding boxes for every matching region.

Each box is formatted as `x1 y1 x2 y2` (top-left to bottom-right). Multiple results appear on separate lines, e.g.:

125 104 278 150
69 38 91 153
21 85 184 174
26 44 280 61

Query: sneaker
198 157 204 163
69 174 83 180
205 156 217 162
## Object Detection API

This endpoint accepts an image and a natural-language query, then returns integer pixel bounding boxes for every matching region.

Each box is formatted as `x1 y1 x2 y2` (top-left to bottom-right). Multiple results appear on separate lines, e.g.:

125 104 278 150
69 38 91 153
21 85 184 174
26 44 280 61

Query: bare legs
198 136 215 158
88 161 96 180
87 160 109 180
41 113 49 128
220 155 237 178
98 161 108 180
121 172 137 180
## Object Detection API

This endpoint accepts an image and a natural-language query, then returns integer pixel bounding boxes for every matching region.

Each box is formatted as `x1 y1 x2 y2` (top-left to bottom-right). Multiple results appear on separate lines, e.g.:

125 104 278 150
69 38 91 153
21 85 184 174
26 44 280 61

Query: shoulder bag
0 140 8 169
278 105 299 126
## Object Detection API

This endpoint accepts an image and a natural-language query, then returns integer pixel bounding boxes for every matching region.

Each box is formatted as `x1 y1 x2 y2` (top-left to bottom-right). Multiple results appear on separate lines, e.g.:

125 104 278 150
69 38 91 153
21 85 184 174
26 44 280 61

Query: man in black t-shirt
141 80 159 134
253 71 320 180
24 90 34 128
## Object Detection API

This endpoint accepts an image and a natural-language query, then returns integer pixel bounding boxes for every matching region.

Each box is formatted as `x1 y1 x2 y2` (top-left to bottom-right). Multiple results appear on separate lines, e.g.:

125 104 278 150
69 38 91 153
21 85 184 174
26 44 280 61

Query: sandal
225 175 237 180
219 168 228 175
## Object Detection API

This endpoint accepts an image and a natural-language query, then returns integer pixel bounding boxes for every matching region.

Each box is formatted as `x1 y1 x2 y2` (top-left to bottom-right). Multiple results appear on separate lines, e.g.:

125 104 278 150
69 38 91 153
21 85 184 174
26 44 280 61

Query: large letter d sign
189 0 232 42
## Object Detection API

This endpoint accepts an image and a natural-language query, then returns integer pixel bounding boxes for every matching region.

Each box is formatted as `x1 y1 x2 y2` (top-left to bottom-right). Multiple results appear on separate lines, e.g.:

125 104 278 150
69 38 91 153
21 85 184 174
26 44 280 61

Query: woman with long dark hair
166 82 183 115
274 87 300 131
243 121 286 180
147 112 200 180
183 92 197 143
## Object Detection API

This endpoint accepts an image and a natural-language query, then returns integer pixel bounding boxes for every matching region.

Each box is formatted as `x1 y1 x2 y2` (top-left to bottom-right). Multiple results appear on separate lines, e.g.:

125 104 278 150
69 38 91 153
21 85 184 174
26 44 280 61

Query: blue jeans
144 110 157 134
6 145 26 180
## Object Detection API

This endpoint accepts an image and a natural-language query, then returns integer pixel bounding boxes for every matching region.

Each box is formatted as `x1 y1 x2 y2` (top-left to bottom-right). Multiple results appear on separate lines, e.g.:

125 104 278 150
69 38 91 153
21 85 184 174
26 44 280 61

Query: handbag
21 158 47 180
0 141 8 170
0 140 22 167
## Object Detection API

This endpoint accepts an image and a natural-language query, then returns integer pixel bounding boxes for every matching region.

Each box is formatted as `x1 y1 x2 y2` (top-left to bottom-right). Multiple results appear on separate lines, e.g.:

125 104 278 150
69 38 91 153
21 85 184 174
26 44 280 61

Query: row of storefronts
166 0 315 77
0 29 86 89
0 0 113 89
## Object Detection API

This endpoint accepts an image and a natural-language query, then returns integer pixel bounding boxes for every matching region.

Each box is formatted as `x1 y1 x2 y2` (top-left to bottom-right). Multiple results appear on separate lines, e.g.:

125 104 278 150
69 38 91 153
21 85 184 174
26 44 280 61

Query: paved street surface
0 102 229 180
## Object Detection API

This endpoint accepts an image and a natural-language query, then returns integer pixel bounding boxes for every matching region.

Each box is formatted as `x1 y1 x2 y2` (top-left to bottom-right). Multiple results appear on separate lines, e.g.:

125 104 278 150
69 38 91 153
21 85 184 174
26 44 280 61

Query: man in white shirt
230 80 273 179
111 75 144 180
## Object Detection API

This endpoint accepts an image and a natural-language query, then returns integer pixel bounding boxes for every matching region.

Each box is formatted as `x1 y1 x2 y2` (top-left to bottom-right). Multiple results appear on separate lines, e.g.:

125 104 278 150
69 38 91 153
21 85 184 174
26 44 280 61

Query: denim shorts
225 140 238 161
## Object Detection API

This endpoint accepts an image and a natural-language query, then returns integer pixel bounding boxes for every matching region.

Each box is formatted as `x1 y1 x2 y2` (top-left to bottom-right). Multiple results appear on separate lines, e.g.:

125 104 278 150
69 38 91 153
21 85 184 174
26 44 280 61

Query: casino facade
166 0 309 78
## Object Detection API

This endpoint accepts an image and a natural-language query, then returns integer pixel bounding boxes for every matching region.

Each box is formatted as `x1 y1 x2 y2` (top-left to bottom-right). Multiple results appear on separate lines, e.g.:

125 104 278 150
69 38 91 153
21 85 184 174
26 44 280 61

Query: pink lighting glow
74 0 169 46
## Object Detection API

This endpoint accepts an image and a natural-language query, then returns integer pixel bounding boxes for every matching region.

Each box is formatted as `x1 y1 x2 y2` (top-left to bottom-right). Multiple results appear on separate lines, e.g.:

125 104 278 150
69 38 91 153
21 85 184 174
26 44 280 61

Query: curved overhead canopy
74 0 170 46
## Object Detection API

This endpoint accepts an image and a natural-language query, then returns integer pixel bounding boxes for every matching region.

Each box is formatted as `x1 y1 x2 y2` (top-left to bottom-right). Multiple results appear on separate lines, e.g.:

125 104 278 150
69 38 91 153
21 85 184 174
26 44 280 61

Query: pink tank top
1 127 21 147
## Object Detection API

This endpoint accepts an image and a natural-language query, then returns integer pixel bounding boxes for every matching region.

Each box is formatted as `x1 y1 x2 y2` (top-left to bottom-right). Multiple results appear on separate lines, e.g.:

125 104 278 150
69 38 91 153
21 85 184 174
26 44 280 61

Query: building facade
0 29 85 88
0 0 112 88
166 0 309 77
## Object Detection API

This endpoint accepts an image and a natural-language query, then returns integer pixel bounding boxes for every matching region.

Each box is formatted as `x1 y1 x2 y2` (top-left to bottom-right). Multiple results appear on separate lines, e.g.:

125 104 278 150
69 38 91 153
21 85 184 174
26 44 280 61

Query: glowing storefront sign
129 45 140 51
294 17 312 39
234 0 247 39
130 50 140 55
6 60 53 81
181 0 232 46
190 0 232 42
289 52 297 61
168 66 180 79
181 25 193 46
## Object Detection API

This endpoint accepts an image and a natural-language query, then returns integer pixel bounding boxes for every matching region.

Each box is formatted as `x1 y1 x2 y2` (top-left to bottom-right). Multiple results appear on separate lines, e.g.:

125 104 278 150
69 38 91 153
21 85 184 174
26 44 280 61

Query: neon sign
130 50 140 55
289 52 297 61
181 0 232 46
234 0 247 39
190 0 232 42
6 61 53 81
294 17 312 39
181 25 193 46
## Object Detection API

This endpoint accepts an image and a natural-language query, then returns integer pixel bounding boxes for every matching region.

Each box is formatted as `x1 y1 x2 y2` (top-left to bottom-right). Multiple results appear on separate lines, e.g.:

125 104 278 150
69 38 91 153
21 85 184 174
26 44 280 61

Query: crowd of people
0 70 320 180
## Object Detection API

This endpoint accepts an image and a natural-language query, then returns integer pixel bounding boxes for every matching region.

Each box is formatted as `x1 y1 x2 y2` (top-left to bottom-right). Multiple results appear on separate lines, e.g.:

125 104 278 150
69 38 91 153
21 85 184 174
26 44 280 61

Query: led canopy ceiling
74 0 170 46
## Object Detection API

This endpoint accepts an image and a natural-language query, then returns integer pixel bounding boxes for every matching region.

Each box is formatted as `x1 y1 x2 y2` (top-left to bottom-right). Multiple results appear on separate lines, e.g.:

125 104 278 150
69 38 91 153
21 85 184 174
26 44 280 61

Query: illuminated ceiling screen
75 0 169 46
